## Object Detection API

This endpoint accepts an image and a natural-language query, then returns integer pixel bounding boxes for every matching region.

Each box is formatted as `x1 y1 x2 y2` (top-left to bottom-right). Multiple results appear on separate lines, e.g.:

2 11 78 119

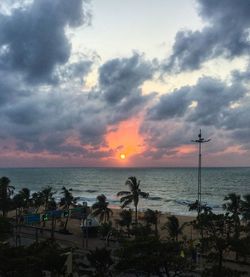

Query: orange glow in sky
106 118 145 164
177 145 197 154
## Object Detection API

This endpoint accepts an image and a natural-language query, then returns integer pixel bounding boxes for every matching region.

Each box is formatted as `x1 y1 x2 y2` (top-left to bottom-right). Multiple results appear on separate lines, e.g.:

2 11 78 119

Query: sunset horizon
0 0 250 167
1 2 250 274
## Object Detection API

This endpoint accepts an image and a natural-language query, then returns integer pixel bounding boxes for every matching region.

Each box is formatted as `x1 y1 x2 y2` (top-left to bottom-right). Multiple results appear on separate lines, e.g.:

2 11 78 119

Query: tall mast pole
192 129 210 215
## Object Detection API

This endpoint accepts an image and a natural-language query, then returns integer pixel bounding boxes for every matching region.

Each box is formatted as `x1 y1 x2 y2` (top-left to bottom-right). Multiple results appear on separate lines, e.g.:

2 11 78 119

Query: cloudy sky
0 0 250 167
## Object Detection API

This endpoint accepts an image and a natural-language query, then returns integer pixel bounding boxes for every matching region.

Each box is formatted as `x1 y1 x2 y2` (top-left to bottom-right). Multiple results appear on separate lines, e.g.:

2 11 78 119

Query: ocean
0 167 249 215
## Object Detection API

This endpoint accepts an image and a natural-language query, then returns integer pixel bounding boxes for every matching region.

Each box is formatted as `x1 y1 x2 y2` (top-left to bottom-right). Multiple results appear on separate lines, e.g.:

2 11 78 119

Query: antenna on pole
191 129 211 215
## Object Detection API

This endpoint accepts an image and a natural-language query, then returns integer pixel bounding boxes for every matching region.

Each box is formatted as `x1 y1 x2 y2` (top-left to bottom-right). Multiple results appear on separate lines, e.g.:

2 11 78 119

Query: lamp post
192 129 210 215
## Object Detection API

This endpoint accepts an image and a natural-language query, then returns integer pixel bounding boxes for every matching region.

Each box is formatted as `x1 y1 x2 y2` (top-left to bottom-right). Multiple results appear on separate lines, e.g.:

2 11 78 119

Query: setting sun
106 118 145 165
120 153 126 160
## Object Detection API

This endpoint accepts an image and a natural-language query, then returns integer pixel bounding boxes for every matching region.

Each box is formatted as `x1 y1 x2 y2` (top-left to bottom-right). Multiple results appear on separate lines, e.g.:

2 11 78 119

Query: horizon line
0 166 249 169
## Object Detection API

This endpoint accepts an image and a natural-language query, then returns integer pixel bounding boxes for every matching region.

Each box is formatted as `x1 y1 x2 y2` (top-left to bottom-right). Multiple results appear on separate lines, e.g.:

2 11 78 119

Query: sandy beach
9 207 197 249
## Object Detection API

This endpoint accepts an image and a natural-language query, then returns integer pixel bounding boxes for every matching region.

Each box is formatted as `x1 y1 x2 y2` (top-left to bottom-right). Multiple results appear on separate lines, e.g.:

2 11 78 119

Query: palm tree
117 176 149 225
12 188 32 218
0 177 15 217
223 193 241 239
0 240 68 276
59 186 78 232
47 197 57 211
18 188 32 210
163 215 186 241
240 194 250 223
0 216 13 242
40 186 56 211
31 192 43 213
92 194 113 223
35 186 55 228
144 209 161 237
223 193 242 260
116 209 132 235
82 247 114 277
13 193 24 218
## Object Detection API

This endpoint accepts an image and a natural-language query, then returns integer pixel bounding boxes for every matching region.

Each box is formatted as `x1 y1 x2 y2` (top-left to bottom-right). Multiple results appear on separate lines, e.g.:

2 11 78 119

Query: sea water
0 167 249 215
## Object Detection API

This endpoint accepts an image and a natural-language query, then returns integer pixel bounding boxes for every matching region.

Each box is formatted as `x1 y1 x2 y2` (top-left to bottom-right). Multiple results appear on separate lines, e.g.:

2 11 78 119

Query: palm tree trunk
127 225 130 237
2 208 6 217
64 210 69 231
51 215 55 240
218 249 223 273
235 218 240 261
164 266 170 277
2 200 8 217
155 222 158 237
135 205 138 226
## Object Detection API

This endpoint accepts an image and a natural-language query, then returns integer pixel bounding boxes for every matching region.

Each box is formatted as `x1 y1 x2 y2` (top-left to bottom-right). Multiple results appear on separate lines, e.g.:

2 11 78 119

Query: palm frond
121 198 133 208
97 194 107 203
125 176 137 190
120 195 133 203
92 203 101 210
100 213 104 222
91 209 101 217
139 191 149 198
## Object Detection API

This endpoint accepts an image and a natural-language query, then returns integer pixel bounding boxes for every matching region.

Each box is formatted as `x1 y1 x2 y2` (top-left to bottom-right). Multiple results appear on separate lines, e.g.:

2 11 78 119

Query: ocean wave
77 196 97 202
148 196 162 201
164 199 174 203
174 199 221 210
203 192 213 196
64 188 99 194
175 199 194 206
208 204 221 209
71 189 83 193
84 189 98 193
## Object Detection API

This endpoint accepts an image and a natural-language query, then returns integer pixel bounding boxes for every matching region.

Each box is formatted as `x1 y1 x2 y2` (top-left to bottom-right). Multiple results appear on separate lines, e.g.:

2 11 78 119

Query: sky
0 0 250 167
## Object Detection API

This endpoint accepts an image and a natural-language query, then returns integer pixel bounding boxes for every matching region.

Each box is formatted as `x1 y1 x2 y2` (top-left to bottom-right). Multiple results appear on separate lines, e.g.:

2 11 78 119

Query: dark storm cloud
231 128 250 148
142 73 250 159
79 118 107 146
147 86 191 120
0 53 155 157
0 0 91 83
141 121 194 150
147 77 246 127
98 53 155 124
164 0 250 72
187 78 246 126
0 70 28 105
221 99 250 131
16 131 113 159
139 120 199 160
142 0 250 159
0 0 102 158
99 53 153 103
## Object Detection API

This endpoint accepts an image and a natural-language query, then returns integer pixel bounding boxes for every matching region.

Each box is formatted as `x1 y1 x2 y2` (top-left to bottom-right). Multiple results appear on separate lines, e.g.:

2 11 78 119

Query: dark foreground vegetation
1 176 250 276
